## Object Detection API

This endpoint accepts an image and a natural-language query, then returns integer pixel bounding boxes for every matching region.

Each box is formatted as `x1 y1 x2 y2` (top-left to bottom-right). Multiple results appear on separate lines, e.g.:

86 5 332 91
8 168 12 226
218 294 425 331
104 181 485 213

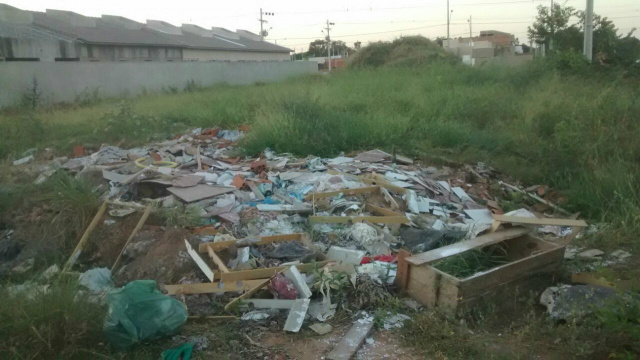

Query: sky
4 0 639 52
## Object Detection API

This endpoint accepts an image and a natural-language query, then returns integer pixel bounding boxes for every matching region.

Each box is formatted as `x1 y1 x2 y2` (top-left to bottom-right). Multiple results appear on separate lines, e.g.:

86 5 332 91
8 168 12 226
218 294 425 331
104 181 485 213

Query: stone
577 249 604 260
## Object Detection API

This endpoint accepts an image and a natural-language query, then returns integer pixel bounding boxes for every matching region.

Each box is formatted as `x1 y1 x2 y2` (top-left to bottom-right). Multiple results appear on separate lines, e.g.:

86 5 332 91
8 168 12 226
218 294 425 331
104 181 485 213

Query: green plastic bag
162 342 194 360
104 280 188 348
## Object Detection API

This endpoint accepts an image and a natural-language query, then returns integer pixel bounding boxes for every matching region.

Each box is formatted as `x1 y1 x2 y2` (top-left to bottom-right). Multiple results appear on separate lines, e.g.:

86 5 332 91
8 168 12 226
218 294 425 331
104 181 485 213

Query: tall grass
2 62 639 247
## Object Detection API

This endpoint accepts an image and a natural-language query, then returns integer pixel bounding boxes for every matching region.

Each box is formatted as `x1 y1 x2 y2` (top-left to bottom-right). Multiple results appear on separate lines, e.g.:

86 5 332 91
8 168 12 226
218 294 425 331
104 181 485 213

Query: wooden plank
199 233 303 253
63 202 108 272
185 239 214 282
359 173 408 194
168 184 235 203
246 180 265 201
224 277 272 311
395 249 411 291
458 246 564 297
309 215 409 225
207 246 230 273
326 320 375 360
407 227 531 266
304 186 380 201
111 205 152 271
164 280 266 295
364 203 405 217
218 261 330 282
492 215 588 228
499 181 570 215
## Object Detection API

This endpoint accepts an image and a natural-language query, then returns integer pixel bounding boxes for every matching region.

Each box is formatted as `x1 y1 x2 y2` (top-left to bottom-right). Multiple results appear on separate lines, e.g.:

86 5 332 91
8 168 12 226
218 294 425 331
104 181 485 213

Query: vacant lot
3 62 639 247
1 59 640 359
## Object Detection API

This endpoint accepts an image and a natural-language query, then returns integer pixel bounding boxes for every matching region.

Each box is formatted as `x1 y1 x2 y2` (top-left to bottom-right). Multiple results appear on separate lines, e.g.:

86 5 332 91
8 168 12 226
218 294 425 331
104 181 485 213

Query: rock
610 249 631 262
564 246 581 260
41 264 60 280
403 298 422 311
540 284 617 321
11 258 34 274
309 323 333 335
577 249 604 260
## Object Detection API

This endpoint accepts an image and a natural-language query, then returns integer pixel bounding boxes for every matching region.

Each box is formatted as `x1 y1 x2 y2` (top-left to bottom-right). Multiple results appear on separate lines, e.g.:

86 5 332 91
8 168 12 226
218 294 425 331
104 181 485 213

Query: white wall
0 61 317 107
183 49 290 62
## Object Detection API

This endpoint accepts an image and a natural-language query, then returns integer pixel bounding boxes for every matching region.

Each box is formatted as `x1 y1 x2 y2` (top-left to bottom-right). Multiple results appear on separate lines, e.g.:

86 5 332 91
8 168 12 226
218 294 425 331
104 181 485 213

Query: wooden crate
401 231 564 315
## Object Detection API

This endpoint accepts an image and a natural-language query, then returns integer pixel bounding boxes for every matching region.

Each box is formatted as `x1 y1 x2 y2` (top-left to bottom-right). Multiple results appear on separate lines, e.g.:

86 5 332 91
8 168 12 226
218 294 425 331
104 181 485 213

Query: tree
528 3 640 67
305 39 353 57
527 4 577 51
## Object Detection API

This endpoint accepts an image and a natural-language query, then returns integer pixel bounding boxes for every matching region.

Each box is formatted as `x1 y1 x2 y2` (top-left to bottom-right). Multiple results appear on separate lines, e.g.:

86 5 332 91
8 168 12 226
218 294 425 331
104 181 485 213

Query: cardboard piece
168 184 235 203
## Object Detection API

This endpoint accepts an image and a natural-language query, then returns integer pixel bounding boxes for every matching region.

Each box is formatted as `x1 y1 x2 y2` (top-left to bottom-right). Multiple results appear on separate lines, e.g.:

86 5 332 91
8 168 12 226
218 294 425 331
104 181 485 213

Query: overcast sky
5 0 639 51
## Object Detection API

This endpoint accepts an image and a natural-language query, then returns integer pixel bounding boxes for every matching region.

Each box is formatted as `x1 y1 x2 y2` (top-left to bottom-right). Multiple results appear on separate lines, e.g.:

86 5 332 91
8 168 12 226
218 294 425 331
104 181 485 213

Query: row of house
443 30 533 67
0 3 291 62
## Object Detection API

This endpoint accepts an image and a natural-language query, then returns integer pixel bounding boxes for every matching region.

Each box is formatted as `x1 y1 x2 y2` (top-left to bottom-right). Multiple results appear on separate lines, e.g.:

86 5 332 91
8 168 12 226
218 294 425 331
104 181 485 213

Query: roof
0 5 291 53
0 21 74 41
30 12 183 47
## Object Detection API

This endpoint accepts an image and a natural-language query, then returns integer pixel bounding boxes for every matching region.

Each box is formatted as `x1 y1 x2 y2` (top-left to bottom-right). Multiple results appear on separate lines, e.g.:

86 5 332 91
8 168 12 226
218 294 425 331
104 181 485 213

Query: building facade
0 3 291 62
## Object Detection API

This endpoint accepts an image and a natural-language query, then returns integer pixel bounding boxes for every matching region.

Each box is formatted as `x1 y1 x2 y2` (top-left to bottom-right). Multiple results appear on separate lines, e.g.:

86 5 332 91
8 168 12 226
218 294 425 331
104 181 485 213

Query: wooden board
407 227 530 265
207 246 230 273
395 249 411 291
364 203 405 217
492 215 588 228
458 245 564 298
199 233 303 253
304 186 380 201
218 261 330 282
164 280 266 295
185 239 214 282
63 202 108 272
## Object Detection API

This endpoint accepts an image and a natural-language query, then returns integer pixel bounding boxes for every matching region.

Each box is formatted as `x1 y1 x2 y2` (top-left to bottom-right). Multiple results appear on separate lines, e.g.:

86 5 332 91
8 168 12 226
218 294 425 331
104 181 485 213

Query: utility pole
259 8 274 41
447 0 450 40
583 0 594 61
325 20 335 71
549 0 554 51
468 15 472 44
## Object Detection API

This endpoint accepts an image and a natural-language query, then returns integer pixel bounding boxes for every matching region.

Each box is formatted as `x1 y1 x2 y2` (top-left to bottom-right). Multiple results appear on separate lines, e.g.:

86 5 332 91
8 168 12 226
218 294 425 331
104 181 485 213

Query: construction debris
5 126 598 352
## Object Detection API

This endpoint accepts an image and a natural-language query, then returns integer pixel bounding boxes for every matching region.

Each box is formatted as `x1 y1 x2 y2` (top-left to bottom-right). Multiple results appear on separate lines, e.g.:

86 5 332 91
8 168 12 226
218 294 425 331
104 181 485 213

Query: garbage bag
104 280 188 348
162 342 194 360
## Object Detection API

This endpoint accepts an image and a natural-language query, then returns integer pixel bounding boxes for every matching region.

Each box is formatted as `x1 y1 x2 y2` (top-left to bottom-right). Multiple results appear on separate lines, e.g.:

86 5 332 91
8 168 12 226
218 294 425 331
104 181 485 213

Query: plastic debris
104 280 188 348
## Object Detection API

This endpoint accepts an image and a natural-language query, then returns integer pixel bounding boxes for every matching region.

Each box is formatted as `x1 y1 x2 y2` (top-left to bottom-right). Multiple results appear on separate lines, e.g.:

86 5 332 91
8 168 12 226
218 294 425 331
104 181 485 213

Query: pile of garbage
8 126 626 356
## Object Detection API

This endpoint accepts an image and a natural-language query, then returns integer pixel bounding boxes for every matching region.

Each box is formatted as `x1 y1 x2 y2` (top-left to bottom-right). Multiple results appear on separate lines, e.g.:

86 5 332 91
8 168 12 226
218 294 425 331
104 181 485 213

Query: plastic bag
104 280 188 348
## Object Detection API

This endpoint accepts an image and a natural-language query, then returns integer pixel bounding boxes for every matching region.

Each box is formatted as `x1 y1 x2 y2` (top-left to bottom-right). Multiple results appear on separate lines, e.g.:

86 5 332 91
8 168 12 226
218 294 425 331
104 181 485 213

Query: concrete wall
0 60 317 107
183 49 289 62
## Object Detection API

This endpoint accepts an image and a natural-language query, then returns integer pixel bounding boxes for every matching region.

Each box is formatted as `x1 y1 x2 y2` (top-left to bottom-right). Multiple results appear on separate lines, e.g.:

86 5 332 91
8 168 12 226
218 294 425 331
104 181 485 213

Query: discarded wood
499 181 570 215
246 180 265 201
326 320 375 360
168 184 235 203
304 186 381 201
492 215 588 228
164 280 267 295
396 249 411 291
207 246 230 273
63 202 108 272
359 173 408 194
365 203 405 217
218 261 330 282
199 233 304 253
111 205 152 271
224 276 273 311
407 227 531 266
571 272 616 289
185 239 214 282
